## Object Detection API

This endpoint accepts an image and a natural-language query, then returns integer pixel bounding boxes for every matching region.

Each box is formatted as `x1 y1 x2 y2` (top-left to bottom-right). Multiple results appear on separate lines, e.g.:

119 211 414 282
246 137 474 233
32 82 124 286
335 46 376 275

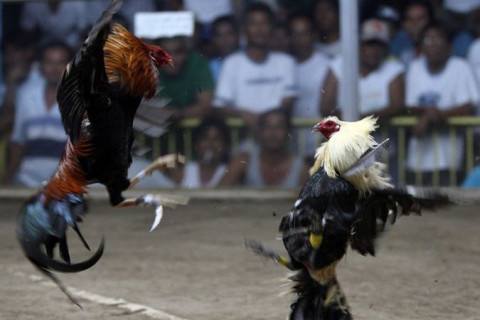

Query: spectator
209 15 240 83
405 23 479 186
0 33 37 138
4 40 71 186
155 36 214 121
0 32 38 183
390 0 434 65
219 108 310 188
170 115 230 188
289 13 330 157
313 0 341 59
321 19 405 123
20 0 89 48
182 0 243 41
213 2 297 130
426 0 479 58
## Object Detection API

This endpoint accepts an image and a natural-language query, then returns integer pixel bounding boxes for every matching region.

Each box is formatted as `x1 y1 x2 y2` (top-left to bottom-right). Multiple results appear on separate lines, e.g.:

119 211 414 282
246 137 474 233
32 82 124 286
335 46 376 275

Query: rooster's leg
128 153 185 189
116 193 189 231
244 239 296 270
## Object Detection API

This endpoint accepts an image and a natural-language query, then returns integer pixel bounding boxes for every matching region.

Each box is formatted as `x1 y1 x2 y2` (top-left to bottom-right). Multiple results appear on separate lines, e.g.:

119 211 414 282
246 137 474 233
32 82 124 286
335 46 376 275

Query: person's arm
320 69 341 117
3 84 29 184
411 103 473 138
177 90 213 119
0 64 30 135
175 54 215 120
218 153 249 186
426 103 473 122
4 142 24 184
279 96 295 118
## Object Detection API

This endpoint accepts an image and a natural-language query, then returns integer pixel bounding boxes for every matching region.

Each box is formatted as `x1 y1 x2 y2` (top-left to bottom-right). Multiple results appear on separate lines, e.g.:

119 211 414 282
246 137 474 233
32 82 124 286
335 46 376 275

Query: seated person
170 115 230 188
213 3 297 131
5 40 71 186
289 13 330 157
219 108 310 188
405 23 479 186
155 36 214 121
209 15 240 83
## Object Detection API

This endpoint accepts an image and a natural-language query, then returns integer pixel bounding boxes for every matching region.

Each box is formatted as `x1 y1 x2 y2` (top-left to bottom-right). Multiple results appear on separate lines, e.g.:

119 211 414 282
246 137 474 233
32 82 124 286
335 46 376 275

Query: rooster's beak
311 123 320 133
167 59 174 67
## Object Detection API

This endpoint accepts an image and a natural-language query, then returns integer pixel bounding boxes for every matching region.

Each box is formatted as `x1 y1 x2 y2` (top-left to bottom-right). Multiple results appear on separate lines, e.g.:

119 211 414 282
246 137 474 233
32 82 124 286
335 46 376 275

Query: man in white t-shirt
289 13 330 157
406 23 479 185
213 2 297 130
322 19 405 121
313 0 341 59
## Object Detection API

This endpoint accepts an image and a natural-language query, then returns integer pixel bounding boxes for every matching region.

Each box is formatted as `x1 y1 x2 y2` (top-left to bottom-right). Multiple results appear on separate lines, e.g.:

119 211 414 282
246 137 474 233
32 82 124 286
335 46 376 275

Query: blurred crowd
2 0 480 189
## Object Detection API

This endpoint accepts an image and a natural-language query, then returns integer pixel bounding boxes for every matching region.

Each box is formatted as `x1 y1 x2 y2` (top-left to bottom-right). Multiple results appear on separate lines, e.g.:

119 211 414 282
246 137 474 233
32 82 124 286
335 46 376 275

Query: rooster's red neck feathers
103 24 170 99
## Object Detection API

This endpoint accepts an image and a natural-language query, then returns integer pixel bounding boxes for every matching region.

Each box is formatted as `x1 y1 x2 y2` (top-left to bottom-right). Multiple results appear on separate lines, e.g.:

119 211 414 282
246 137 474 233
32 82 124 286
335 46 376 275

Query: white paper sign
134 11 195 39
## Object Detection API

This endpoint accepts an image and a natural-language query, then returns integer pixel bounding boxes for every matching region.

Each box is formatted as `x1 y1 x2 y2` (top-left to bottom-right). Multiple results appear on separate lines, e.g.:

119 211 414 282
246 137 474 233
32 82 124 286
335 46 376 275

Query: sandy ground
1 195 479 320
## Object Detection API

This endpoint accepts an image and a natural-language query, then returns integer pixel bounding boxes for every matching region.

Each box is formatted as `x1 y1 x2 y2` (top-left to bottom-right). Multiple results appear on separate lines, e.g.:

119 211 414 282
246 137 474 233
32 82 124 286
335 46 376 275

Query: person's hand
413 113 431 138
423 106 444 124
5 63 29 85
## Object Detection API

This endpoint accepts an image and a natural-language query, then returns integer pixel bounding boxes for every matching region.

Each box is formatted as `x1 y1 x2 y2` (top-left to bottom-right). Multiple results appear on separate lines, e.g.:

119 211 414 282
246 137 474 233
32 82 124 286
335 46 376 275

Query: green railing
140 116 480 187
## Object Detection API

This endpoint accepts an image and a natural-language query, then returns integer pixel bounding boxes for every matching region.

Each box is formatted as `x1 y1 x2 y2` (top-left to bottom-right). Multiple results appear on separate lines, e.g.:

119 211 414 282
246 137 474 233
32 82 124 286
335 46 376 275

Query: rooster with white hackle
247 115 451 319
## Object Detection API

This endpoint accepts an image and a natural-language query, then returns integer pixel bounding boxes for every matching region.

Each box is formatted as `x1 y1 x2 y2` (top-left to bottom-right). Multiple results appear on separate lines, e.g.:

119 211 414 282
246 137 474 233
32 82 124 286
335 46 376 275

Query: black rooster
247 116 451 319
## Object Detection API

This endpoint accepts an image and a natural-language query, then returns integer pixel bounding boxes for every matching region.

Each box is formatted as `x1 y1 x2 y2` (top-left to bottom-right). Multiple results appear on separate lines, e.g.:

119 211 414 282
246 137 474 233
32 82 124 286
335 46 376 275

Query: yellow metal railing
140 116 480 187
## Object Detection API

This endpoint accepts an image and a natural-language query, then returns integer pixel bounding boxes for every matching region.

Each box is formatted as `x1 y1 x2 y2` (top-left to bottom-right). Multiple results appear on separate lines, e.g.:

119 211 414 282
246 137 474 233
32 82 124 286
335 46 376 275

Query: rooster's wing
56 0 122 142
351 187 451 256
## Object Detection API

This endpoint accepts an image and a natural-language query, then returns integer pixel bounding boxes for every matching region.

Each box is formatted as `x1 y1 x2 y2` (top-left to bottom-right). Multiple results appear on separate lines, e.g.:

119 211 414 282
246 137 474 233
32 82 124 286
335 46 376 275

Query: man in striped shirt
5 40 71 187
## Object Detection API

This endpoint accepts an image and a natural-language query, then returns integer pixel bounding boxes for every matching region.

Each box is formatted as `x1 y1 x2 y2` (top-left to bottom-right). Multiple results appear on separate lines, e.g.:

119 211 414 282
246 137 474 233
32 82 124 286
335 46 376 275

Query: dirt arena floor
1 190 479 320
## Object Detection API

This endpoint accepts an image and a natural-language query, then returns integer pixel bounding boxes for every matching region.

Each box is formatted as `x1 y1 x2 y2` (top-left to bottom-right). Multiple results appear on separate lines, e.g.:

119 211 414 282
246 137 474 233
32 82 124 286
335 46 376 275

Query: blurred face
422 28 450 67
246 11 273 48
404 4 430 42
4 44 33 67
290 17 315 56
41 47 70 86
259 112 289 151
196 127 227 164
159 38 188 76
212 23 238 57
360 41 387 72
270 26 290 52
314 1 339 34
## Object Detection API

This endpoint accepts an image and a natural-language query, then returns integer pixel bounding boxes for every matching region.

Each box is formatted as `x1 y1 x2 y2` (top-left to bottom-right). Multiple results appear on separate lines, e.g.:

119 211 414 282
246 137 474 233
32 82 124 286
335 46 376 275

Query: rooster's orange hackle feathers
103 24 158 99
44 137 92 201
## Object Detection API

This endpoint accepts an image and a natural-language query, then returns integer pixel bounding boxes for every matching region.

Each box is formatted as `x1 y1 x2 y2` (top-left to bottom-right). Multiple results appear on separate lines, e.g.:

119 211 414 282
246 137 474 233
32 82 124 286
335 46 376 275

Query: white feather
150 204 163 232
